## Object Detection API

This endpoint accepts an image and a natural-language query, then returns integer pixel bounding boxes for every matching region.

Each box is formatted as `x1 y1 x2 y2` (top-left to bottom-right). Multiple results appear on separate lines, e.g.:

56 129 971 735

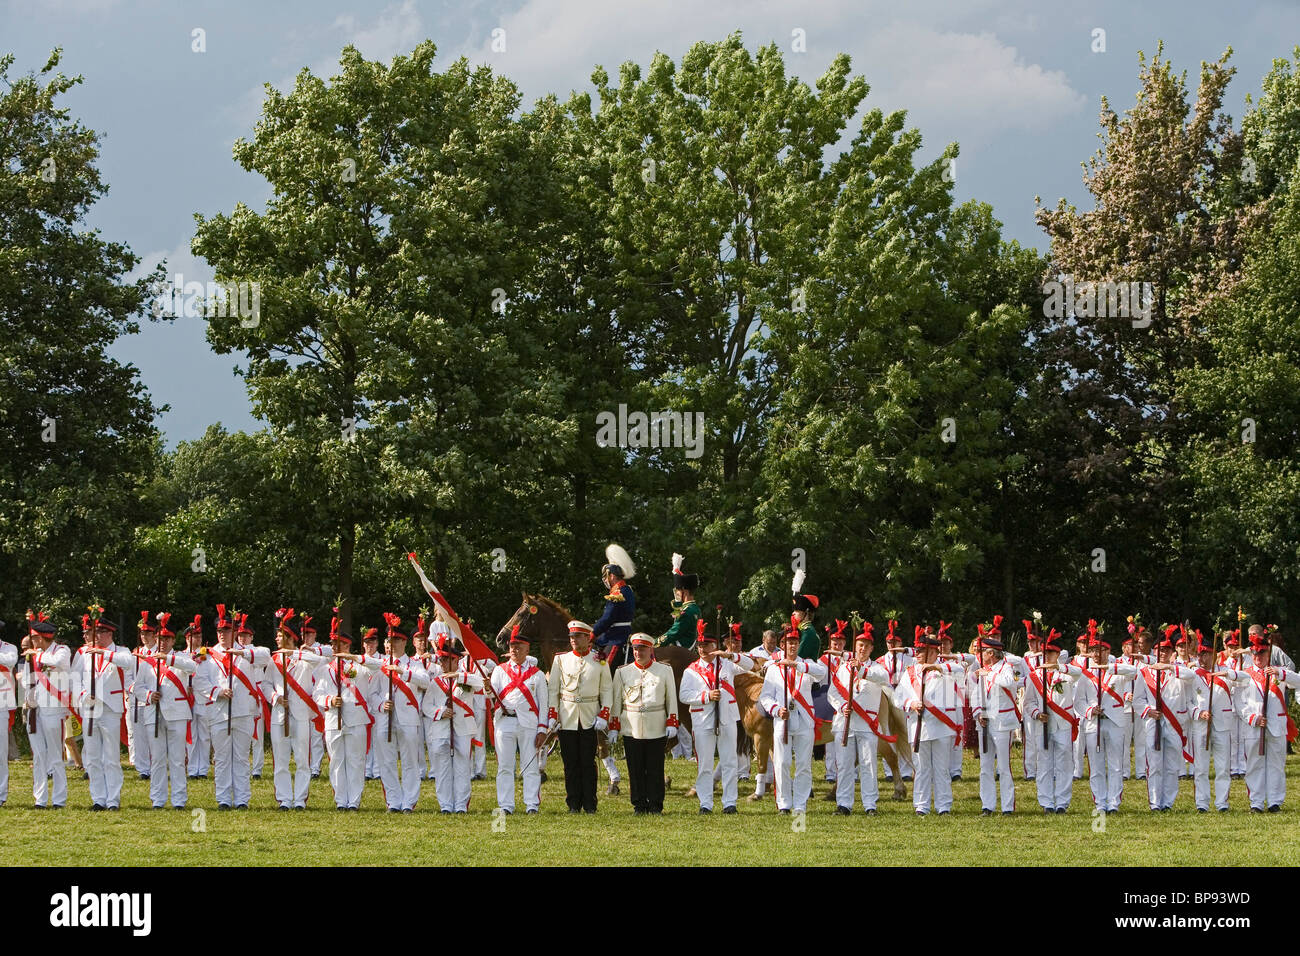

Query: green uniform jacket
660 600 701 647
797 621 820 661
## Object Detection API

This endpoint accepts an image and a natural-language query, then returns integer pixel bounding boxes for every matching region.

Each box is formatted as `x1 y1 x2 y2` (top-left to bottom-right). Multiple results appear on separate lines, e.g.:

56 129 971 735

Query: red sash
983 662 1021 721
1028 668 1079 741
497 664 542 716
1195 667 1232 698
331 668 374 751
160 668 195 744
438 677 476 719
785 669 819 726
1141 671 1193 760
34 653 77 718
280 661 325 733
1252 671 1299 742
908 666 962 734
832 668 897 742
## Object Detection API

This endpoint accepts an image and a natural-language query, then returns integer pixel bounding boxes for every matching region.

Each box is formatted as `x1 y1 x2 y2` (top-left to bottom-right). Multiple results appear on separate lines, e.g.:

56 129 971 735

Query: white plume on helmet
671 552 684 573
605 543 636 579
792 568 805 594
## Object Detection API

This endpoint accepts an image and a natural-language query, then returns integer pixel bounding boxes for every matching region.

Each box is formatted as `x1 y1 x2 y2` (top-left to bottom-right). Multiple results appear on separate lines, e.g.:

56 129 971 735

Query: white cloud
451 0 1084 147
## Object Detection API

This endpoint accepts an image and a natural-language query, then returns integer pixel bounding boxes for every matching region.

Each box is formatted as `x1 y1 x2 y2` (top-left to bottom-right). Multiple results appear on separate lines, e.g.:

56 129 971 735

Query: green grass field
4 746 1297 866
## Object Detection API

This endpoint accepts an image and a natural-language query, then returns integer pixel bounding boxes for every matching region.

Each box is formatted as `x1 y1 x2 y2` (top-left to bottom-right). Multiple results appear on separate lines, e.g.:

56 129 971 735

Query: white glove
593 716 608 732
607 730 619 745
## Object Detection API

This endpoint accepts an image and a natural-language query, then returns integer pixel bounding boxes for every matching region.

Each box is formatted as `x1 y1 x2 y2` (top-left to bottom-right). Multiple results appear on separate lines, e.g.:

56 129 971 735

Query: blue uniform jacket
593 581 636 652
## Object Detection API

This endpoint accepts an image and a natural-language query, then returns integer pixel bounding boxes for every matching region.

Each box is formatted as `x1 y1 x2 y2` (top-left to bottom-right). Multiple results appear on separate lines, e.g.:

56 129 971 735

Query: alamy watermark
150 273 261 327
1042 275 1152 328
595 405 704 459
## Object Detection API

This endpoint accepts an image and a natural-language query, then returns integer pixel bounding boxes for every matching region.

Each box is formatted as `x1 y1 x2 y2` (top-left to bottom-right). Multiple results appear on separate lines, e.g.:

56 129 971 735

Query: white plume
605 543 636 579
671 552 684 573
792 567 805 594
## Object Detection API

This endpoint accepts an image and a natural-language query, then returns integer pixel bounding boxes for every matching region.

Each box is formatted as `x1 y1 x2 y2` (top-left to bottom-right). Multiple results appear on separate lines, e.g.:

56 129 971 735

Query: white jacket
894 660 967 741
678 653 754 732
758 657 828 737
826 658 892 737
970 657 1025 732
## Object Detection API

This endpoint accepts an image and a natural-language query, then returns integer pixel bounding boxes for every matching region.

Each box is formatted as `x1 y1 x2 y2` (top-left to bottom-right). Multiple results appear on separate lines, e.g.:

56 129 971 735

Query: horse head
495 593 574 670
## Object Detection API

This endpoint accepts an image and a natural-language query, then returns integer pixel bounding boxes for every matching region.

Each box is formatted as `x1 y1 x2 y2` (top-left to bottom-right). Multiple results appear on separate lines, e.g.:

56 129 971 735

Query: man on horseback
593 545 636 670
657 553 701 650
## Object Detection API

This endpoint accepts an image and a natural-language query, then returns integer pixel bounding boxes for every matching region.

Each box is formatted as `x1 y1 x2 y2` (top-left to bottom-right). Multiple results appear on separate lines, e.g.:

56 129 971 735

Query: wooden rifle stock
840 658 855 748
281 653 291 737
1258 672 1270 757
387 652 394 743
153 653 162 738
912 664 924 754
1041 658 1049 750
1153 667 1162 752
782 661 789 745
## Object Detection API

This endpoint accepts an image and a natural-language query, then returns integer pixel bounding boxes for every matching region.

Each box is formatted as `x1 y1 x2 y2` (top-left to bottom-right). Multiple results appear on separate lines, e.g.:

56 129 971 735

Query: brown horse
733 668 911 801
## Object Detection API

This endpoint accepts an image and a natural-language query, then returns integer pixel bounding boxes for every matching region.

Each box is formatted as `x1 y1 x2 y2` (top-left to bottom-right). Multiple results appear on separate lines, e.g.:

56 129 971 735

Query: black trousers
559 727 598 812
625 734 666 813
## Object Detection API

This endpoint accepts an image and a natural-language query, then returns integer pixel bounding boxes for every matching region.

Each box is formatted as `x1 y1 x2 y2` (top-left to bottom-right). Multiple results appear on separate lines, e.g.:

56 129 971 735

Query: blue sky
5 0 1296 444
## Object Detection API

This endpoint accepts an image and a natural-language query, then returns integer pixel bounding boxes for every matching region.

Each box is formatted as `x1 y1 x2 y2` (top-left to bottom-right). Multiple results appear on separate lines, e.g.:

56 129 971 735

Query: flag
406 552 498 664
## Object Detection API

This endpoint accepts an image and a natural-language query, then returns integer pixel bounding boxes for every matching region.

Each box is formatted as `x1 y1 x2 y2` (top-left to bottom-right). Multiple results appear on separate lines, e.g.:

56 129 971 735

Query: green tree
0 49 165 626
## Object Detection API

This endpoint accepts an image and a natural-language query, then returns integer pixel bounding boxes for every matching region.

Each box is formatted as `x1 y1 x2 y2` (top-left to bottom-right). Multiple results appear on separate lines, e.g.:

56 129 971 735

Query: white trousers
250 716 265 775
977 727 1015 811
30 709 67 806
270 712 312 808
1084 720 1127 811
1073 721 1086 777
310 724 326 773
494 715 541 812
427 718 472 811
187 706 211 776
0 708 9 803
325 725 367 808
130 711 151 773
693 721 739 810
149 718 190 807
473 699 487 776
823 733 838 780
212 713 254 807
1192 723 1231 810
915 738 956 811
1021 716 1040 779
913 736 954 813
82 710 124 808
835 729 880 810
772 723 814 812
1132 710 1147 777
374 718 421 810
1244 732 1286 809
1142 720 1183 809
1035 726 1074 810
1229 715 1247 774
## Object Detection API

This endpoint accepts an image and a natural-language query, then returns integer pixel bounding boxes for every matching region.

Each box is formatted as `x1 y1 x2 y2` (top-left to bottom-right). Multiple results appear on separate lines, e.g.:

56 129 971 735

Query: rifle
86 607 101 738
1040 652 1049 751
912 661 924 754
714 604 723 737
1153 666 1163 753
782 658 789 745
280 652 291 737
1258 670 1270 758
27 642 39 735
387 650 395 743
153 651 162 739
841 656 856 748
1205 629 1218 751
977 629 988 754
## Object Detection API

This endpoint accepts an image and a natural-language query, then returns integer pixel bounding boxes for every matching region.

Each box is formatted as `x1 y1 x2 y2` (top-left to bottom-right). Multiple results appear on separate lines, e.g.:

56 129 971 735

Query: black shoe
442 809 453 814
835 806 851 816
566 808 580 814
235 804 249 810
1218 807 1230 813
152 805 166 811
252 774 261 780
138 773 149 780
865 808 877 816
1002 810 1013 816
526 809 538 815
1250 807 1263 813
350 806 359 812
32 805 47 810
915 810 927 817
337 806 348 812
90 804 104 811
1197 807 1208 813
981 808 993 816
278 805 290 812
1045 808 1054 814
778 809 791 815
1055 807 1067 814
1268 805 1281 813
722 806 737 814
108 806 119 811
388 808 401 813
699 807 712 814
402 808 413 814
938 810 950 815
218 804 231 811
174 805 186 810
311 773 320 779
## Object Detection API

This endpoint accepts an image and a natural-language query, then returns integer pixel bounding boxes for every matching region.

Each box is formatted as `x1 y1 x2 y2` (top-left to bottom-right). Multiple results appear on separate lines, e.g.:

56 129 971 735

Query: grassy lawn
3 746 1296 866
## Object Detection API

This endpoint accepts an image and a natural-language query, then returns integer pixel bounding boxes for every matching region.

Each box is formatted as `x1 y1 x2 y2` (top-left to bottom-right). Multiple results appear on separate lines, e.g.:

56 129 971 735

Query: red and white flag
406 552 498 664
